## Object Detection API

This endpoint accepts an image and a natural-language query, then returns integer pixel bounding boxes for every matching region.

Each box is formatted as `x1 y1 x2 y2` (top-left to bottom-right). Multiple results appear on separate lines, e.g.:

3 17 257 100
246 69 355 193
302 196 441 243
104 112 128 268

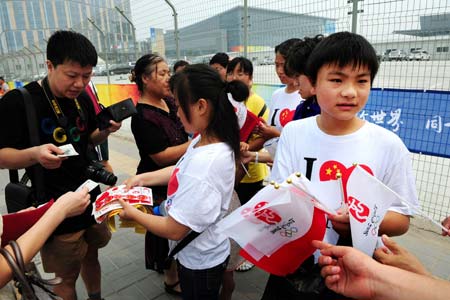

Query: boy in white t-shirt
256 38 303 155
262 32 419 300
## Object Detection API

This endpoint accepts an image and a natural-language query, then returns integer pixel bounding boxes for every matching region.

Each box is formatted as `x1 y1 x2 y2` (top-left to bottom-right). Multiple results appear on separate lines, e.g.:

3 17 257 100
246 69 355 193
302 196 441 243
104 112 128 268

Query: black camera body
85 161 117 186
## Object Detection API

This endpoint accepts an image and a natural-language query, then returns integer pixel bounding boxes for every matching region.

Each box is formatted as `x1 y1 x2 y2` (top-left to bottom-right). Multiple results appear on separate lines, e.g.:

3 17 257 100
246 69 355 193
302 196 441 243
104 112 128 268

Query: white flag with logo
214 173 334 276
346 165 397 256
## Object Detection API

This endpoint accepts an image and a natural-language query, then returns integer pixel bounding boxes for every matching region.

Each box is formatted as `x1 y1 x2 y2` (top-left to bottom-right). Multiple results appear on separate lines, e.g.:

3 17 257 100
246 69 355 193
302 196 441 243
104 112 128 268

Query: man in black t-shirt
0 31 121 300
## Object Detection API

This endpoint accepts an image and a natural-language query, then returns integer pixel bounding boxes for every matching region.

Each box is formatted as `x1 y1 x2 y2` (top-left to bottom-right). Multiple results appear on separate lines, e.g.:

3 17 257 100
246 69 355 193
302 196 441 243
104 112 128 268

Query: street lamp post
164 0 180 60
243 0 248 58
115 5 138 61
88 17 111 102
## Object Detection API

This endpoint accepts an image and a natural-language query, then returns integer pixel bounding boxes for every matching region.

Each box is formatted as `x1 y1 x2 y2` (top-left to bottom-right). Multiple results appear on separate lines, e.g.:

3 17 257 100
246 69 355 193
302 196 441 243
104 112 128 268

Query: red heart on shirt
319 160 373 204
279 108 295 127
167 168 180 196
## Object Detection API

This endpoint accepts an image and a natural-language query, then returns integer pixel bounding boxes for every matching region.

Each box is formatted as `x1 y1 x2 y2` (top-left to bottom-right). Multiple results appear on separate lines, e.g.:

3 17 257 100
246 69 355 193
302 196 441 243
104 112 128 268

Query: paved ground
1 119 450 299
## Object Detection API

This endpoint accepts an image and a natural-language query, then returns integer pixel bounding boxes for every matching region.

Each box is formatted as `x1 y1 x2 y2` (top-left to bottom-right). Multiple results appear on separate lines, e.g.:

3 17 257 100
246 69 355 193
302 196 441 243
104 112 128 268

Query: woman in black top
130 54 189 295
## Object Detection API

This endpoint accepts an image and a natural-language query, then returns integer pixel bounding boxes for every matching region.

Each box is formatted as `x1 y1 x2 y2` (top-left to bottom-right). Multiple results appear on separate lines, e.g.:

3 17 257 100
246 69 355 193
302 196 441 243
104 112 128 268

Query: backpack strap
164 231 201 265
8 88 46 203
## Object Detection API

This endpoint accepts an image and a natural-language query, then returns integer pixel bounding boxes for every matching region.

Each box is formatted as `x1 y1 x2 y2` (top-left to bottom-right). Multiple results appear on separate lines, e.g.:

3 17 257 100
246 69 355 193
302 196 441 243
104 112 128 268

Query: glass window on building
55 2 67 28
27 2 43 28
44 0 55 29
0 2 10 29
13 31 23 50
13 2 25 29
70 2 81 27
26 31 34 47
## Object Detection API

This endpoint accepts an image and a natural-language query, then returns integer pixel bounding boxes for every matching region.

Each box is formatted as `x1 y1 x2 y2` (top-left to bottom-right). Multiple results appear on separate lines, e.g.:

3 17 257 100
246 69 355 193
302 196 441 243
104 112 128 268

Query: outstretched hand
123 175 144 190
255 119 280 140
56 187 91 218
373 234 430 276
312 240 377 300
117 198 138 221
36 143 66 169
328 207 350 237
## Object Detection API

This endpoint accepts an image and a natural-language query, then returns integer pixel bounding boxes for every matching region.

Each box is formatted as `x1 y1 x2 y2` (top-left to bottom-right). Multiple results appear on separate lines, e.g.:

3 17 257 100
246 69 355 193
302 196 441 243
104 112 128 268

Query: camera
85 161 118 186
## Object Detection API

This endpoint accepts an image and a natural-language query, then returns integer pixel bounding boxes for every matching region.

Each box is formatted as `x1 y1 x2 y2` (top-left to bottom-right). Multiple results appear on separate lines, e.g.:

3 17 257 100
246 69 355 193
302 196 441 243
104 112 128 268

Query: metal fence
0 0 449 221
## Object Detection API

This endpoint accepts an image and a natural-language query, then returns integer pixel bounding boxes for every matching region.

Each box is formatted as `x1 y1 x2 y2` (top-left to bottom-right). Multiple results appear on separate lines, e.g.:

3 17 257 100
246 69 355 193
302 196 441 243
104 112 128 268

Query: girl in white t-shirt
119 64 246 300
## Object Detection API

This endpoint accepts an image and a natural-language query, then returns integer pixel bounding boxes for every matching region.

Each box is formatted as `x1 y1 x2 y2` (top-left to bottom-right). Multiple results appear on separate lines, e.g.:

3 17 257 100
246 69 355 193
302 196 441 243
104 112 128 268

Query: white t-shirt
268 87 303 132
271 117 419 244
265 87 303 157
166 135 235 269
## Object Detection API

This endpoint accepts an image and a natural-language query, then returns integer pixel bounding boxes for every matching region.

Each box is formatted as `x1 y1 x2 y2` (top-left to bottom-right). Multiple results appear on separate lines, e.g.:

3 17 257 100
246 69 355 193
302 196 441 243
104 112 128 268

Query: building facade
164 6 335 59
0 0 134 80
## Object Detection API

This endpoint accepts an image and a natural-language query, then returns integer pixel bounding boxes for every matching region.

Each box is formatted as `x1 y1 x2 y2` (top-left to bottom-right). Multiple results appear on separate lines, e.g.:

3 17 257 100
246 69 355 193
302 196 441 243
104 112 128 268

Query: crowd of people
0 28 449 300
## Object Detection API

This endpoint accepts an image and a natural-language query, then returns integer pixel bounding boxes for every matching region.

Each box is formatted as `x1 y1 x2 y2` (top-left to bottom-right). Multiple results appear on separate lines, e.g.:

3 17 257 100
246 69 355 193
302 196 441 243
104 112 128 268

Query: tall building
0 0 135 79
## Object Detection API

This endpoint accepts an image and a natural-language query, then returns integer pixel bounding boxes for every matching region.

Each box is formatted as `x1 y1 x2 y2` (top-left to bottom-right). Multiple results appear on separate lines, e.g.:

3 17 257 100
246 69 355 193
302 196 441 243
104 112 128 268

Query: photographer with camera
0 31 121 300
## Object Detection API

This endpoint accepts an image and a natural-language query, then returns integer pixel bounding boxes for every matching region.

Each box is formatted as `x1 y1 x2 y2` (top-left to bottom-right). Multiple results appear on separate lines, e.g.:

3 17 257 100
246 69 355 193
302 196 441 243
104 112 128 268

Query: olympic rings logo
279 227 298 237
41 117 85 144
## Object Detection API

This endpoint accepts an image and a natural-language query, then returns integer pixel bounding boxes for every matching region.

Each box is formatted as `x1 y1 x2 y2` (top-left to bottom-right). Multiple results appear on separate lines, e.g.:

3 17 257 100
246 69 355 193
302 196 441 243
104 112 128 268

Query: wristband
255 151 259 164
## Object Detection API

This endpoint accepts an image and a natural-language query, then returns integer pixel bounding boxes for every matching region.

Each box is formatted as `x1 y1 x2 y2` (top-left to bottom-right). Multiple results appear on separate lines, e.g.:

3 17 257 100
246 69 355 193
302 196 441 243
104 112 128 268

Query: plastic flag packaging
215 173 339 276
93 185 153 233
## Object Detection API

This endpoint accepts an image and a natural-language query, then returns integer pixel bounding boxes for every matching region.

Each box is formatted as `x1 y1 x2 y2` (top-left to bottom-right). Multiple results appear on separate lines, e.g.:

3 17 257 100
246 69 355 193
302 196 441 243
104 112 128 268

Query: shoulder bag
0 240 62 300
4 88 45 213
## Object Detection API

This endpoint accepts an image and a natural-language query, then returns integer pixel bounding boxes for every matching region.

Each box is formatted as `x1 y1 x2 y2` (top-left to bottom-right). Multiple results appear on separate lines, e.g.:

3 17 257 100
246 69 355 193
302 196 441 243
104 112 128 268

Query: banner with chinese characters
359 88 450 158
244 85 450 158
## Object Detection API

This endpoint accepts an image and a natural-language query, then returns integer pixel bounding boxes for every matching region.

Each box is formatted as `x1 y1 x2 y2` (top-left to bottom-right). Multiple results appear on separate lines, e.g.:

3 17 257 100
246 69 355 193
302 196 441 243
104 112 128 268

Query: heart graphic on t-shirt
167 168 180 196
279 108 295 127
319 160 373 204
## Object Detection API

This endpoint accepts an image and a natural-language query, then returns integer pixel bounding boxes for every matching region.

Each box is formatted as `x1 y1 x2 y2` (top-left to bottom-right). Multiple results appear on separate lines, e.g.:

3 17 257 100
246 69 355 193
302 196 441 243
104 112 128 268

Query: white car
408 50 431 61
388 50 407 61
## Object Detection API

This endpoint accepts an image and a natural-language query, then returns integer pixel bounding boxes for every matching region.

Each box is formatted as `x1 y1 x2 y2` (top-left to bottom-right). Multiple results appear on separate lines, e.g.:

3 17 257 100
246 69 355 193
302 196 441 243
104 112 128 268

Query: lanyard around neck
42 77 86 129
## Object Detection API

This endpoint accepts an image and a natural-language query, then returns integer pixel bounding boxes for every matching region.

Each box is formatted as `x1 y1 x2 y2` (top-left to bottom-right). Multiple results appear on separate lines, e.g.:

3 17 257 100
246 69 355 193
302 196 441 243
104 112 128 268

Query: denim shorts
178 256 229 300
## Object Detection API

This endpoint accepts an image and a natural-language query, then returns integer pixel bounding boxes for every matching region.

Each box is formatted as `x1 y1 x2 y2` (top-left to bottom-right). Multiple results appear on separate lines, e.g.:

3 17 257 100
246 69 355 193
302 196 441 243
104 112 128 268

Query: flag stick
240 161 251 178
410 208 449 233
336 171 348 214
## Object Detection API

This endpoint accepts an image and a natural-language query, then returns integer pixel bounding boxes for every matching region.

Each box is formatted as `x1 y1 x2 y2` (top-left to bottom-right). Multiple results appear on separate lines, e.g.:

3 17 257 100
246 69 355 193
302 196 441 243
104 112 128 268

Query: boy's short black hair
275 38 302 57
173 60 189 72
47 30 97 67
306 32 379 84
227 57 253 77
284 35 324 77
209 52 229 68
0 77 4 81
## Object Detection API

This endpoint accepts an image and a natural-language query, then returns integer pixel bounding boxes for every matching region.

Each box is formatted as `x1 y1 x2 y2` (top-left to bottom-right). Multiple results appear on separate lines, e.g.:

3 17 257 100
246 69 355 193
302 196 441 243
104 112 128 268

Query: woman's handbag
0 241 62 300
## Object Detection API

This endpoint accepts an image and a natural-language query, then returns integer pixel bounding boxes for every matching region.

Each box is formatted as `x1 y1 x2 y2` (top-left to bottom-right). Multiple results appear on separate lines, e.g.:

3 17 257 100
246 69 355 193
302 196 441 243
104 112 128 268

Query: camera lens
102 171 118 186
85 161 118 186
